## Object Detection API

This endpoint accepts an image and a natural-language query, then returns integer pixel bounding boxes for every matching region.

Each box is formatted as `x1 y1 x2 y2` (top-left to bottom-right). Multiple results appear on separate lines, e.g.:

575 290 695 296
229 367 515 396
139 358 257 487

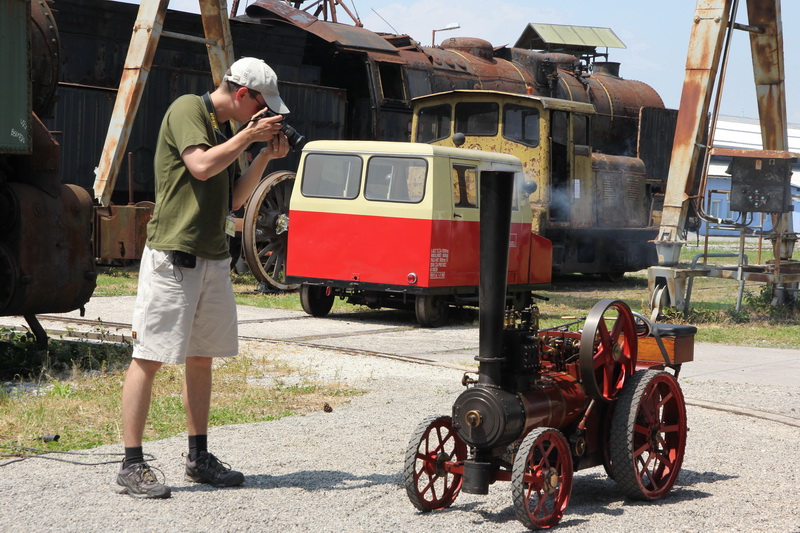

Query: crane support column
655 0 734 265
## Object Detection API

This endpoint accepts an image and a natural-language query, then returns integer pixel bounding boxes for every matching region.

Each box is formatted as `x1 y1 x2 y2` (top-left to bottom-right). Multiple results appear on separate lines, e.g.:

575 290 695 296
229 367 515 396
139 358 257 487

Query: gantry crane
649 0 799 317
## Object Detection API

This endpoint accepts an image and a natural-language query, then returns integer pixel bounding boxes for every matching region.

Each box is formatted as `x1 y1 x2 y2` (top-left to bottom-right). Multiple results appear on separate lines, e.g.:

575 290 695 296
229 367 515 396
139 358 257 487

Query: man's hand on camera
258 133 290 160
247 110 284 142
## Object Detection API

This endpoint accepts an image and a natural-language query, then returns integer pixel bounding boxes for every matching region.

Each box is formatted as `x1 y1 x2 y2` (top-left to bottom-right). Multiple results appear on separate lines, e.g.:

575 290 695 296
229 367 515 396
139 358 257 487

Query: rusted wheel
243 171 299 291
415 295 449 328
649 284 669 322
300 284 334 317
579 299 637 402
404 415 467 512
610 370 687 500
511 427 573 530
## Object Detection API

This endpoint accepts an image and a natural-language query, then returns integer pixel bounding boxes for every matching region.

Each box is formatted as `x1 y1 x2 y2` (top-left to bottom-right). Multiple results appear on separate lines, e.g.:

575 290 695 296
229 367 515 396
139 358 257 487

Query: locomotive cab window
573 114 590 147
452 164 478 208
503 104 540 147
365 156 427 203
377 62 406 101
416 104 451 143
455 102 498 136
301 153 362 199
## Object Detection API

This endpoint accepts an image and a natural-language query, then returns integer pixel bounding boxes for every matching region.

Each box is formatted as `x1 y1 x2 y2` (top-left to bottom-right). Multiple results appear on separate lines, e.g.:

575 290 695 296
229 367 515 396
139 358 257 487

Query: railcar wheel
300 284 334 317
579 299 637 402
511 428 573 530
610 370 687 500
243 171 299 291
415 295 449 328
404 415 467 512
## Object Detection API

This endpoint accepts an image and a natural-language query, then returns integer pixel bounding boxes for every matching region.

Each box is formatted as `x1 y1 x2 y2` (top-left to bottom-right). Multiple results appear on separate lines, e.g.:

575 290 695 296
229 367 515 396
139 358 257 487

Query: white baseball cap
223 57 290 114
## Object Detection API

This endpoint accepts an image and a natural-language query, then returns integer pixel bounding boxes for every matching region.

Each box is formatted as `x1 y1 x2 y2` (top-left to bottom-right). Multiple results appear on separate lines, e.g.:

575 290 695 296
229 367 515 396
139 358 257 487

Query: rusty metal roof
245 0 398 53
514 23 626 52
413 89 597 115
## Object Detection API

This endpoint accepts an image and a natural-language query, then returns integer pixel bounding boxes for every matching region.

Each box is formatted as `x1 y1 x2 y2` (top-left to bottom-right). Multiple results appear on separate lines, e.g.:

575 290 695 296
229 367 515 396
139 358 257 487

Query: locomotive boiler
0 0 96 344
404 171 693 528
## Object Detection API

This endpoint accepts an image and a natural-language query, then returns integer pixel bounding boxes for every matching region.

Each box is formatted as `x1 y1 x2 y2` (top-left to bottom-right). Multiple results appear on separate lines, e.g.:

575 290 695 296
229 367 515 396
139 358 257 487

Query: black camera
250 108 306 151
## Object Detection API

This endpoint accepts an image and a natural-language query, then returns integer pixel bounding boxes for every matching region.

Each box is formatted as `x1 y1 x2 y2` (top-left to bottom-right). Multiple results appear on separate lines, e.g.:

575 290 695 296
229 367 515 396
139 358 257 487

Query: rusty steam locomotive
38 0 679 290
0 0 96 341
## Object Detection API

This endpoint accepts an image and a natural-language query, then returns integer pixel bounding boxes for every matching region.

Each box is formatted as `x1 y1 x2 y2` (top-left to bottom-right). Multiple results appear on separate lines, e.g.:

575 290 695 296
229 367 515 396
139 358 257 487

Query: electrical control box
718 149 796 213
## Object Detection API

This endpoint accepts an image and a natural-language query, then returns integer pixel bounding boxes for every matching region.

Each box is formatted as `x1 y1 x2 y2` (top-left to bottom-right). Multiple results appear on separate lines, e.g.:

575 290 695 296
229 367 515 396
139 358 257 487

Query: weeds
0 340 361 451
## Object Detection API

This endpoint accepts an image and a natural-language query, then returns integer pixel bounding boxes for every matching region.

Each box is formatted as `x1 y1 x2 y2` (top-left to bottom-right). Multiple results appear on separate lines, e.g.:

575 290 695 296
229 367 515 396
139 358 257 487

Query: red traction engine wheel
511 427 574 529
610 370 687 500
404 415 468 511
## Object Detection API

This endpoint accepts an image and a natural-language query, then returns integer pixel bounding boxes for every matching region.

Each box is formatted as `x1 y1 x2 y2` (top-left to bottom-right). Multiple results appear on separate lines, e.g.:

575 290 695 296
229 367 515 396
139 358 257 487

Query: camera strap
201 92 235 213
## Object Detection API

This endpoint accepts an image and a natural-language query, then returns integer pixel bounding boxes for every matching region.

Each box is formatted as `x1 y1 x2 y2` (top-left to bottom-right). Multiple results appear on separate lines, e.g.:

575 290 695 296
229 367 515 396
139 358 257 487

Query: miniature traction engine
403 173 692 529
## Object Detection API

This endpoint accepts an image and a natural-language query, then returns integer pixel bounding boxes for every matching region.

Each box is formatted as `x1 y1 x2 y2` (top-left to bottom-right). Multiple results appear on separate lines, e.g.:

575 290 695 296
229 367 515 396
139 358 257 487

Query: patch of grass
0 343 362 451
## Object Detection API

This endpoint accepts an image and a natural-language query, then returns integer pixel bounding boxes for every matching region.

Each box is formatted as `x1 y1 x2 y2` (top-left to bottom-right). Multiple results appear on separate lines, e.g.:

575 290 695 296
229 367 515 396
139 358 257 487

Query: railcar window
365 157 427 203
454 102 498 136
503 104 540 147
301 153 362 199
416 104 451 143
452 165 478 208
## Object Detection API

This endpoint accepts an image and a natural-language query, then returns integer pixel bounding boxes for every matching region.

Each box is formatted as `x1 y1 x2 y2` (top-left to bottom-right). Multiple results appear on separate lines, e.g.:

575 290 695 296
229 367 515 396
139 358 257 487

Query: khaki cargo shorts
131 246 237 364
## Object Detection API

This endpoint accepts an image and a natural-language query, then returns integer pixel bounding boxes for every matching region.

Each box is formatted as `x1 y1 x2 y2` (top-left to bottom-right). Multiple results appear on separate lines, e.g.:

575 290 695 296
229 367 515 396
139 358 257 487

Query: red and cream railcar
285 140 552 326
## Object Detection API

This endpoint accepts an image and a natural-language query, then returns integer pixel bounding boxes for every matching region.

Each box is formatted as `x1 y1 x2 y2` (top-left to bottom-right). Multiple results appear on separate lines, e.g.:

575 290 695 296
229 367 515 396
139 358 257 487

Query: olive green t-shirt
146 94 233 260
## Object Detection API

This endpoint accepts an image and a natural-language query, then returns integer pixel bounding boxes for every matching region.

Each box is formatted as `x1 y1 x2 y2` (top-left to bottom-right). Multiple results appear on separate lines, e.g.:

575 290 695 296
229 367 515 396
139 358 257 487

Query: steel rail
5 315 798 428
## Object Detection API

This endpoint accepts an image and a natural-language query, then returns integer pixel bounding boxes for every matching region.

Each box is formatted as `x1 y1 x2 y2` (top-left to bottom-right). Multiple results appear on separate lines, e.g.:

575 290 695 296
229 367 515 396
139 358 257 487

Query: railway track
6 313 800 428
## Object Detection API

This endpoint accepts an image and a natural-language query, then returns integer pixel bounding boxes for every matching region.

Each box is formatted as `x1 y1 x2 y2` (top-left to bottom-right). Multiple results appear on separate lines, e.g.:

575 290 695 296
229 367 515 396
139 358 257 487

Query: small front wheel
404 415 466 511
511 427 573 529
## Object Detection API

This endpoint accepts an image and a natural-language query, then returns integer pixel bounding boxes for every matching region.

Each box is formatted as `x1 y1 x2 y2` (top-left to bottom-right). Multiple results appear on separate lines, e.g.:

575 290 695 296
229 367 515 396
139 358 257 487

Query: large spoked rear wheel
579 299 637 402
404 415 467 512
610 370 687 500
243 171 299 291
511 427 573 530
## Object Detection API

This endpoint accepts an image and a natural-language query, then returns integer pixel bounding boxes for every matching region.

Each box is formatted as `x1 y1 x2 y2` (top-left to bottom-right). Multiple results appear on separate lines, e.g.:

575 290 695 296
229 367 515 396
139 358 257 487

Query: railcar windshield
365 156 427 203
455 102 498 136
503 104 540 147
300 153 362 199
416 104 451 143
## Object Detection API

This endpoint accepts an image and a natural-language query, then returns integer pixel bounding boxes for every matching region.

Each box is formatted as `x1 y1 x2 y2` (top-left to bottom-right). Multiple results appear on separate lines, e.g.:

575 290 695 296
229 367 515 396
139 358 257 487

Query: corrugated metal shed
514 23 626 52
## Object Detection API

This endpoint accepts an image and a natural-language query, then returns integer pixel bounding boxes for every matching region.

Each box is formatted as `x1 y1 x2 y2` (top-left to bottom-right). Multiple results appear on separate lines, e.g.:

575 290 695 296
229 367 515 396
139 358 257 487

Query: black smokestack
477 171 514 387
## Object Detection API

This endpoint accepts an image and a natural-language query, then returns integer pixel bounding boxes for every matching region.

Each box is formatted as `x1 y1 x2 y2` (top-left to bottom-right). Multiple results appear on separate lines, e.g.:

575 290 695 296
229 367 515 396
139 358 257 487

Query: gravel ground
1 340 799 533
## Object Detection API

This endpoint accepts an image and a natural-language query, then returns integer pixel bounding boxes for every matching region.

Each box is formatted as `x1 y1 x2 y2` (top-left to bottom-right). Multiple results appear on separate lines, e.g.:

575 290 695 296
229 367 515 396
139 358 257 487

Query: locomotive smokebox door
716 148 796 213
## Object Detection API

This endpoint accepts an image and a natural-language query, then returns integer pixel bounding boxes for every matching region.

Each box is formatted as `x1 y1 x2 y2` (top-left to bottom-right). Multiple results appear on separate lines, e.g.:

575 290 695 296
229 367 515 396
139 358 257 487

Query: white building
699 115 800 236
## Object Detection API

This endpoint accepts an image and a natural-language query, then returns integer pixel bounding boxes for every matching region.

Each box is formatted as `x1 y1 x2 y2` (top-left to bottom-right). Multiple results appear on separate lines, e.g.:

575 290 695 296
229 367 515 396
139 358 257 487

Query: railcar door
446 161 480 287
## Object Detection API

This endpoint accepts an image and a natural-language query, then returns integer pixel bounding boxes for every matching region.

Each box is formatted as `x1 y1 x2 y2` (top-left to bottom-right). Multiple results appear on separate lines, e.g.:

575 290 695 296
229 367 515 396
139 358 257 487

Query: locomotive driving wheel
511 427 573 530
404 415 467 511
579 299 637 402
610 370 687 500
243 171 299 291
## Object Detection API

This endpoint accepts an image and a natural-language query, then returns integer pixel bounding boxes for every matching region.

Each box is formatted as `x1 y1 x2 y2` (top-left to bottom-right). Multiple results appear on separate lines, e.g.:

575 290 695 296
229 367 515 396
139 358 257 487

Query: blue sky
116 0 800 123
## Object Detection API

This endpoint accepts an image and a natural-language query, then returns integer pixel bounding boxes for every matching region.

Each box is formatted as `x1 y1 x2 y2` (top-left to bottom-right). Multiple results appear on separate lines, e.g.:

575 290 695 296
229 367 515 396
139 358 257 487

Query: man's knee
130 357 163 376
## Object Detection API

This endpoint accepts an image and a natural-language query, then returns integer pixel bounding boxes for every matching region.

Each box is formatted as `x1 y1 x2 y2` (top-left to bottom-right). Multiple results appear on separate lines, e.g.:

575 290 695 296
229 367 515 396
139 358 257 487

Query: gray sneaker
114 462 171 499
185 452 244 487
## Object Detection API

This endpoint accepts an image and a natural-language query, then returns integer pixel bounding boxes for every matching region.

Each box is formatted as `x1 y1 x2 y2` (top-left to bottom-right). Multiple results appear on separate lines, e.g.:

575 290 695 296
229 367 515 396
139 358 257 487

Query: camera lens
281 123 306 151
